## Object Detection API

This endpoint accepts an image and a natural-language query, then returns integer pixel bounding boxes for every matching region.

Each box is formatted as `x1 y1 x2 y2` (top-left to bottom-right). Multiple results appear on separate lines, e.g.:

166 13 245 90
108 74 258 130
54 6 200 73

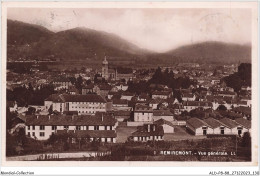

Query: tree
222 63 251 92
75 75 83 93
241 132 251 148
26 107 36 115
217 104 227 111
48 105 53 115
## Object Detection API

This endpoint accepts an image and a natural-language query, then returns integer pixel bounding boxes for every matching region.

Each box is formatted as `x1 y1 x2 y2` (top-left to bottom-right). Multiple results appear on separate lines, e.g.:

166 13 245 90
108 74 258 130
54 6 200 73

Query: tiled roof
82 84 94 89
235 118 251 129
122 92 135 96
98 84 112 90
218 91 236 95
219 118 239 129
149 99 163 104
135 104 153 112
182 93 194 98
132 124 164 137
183 101 212 107
61 94 106 103
112 99 128 105
154 119 175 128
53 77 71 83
187 117 210 129
45 94 63 102
153 110 173 116
56 130 117 138
232 106 251 116
204 117 227 129
25 114 116 126
112 110 131 117
152 90 171 96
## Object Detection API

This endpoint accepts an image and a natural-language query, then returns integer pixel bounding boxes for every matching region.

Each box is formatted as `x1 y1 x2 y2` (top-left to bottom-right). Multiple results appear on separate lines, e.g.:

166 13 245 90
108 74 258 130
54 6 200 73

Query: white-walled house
25 113 117 142
219 118 250 136
182 93 196 101
183 101 213 112
149 99 162 110
121 92 135 101
153 110 174 122
235 118 251 134
152 90 172 99
131 124 164 142
44 94 107 115
154 119 175 133
134 104 153 122
203 117 230 135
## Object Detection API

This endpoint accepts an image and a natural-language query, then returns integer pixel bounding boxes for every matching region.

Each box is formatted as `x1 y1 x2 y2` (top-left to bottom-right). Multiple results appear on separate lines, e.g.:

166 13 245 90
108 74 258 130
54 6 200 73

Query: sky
7 8 251 52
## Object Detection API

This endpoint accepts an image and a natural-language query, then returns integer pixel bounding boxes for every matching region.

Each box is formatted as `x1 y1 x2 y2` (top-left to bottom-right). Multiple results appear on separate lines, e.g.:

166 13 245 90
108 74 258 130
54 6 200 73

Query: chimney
37 115 39 119
147 124 150 132
72 115 74 120
153 125 156 131
48 115 50 120
101 114 104 121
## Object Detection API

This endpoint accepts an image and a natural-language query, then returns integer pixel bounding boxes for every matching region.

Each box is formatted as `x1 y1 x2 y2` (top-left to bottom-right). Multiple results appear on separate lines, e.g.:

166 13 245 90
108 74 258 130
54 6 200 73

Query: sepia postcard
1 1 259 170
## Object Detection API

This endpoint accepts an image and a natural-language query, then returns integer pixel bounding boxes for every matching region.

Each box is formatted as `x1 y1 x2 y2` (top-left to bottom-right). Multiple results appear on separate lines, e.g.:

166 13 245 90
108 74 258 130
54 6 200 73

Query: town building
186 117 213 135
134 104 153 122
152 90 172 99
25 113 117 142
52 77 72 90
131 124 164 142
44 94 107 115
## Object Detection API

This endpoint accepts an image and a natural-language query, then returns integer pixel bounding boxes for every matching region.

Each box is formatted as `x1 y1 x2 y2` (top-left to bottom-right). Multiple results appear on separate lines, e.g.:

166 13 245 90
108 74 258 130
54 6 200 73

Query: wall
153 116 174 122
134 112 153 122
162 124 174 133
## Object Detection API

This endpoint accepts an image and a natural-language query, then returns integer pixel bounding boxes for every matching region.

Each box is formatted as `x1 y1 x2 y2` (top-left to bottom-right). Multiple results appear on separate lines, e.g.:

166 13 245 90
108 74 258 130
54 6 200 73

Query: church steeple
103 56 108 65
102 56 109 79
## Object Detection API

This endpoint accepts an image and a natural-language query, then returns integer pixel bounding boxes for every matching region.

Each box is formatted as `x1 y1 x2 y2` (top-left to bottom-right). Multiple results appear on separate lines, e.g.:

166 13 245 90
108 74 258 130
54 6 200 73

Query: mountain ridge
7 19 251 63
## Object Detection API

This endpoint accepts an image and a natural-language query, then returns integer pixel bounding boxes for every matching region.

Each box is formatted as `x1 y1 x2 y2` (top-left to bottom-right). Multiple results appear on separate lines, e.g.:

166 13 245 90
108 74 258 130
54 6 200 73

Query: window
40 126 45 130
32 132 35 137
86 126 89 130
76 126 81 130
27 126 30 130
32 126 35 130
105 126 107 130
28 132 30 136
39 132 45 137
64 126 69 130
94 126 99 130
52 126 57 130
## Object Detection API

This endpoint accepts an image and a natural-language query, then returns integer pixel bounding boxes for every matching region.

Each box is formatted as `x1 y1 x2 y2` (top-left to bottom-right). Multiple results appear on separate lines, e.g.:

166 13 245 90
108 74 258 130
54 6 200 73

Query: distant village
6 56 252 159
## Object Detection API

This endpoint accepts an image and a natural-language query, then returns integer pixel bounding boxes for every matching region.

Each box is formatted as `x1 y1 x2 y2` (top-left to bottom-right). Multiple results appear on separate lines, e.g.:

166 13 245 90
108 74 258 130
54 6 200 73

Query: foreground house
186 117 251 136
186 117 213 135
203 117 229 135
219 118 250 136
25 113 117 142
56 130 117 143
153 119 175 133
131 124 164 142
